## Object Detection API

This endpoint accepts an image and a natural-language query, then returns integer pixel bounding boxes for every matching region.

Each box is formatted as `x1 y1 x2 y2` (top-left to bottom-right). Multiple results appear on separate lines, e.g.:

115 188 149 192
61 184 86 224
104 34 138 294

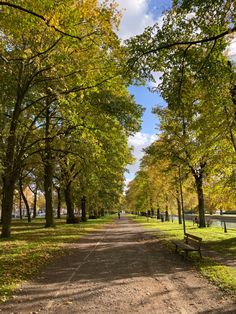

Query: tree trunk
156 206 160 219
195 174 206 228
1 176 16 238
150 196 154 216
19 179 31 223
101 208 105 217
44 161 54 227
1 117 20 237
151 208 154 217
1 64 26 237
56 187 61 219
19 190 23 220
165 206 169 221
65 183 77 223
44 104 54 228
33 188 37 218
81 196 87 222
176 188 182 224
1 127 21 236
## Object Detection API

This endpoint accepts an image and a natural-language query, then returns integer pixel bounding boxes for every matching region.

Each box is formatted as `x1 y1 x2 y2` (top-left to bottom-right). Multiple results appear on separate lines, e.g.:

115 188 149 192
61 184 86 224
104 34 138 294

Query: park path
1 216 235 314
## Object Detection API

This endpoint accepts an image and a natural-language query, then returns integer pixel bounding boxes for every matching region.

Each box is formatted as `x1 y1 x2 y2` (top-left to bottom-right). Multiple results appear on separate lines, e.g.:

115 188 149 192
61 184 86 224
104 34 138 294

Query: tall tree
0 0 142 237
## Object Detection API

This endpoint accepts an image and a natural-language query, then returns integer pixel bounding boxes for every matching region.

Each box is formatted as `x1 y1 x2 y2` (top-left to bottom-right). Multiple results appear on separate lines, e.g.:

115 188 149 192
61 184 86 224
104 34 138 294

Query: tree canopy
126 1 236 227
0 0 143 238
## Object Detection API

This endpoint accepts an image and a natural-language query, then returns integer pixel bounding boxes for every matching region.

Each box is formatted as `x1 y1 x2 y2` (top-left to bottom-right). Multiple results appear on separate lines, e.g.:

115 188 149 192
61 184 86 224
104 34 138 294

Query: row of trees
126 1 236 227
0 1 143 238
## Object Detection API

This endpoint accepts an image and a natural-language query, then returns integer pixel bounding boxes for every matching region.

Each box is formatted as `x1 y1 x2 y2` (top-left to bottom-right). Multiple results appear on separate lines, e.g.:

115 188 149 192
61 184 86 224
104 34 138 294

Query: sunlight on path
1 216 235 314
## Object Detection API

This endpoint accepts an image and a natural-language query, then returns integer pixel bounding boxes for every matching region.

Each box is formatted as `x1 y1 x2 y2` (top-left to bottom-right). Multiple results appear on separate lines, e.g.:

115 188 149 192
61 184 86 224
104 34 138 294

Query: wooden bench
172 233 202 258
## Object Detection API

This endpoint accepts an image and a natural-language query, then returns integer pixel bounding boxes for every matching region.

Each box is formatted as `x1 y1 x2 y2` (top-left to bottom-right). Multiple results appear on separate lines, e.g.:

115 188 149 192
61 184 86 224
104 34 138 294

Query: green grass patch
196 258 236 292
131 215 236 293
0 216 114 302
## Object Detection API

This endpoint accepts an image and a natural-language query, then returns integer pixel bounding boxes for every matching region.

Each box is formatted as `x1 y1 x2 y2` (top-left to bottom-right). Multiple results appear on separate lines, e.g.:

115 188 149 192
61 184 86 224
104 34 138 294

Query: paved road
1 216 235 313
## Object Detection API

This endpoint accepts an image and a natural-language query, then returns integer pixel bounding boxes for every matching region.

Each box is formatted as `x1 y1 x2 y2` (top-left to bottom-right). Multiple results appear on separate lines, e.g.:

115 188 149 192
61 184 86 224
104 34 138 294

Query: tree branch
129 25 236 67
0 1 82 40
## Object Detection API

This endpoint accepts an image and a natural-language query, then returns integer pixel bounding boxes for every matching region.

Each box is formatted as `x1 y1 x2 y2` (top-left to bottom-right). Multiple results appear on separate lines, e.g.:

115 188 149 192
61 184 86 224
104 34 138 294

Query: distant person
118 211 121 219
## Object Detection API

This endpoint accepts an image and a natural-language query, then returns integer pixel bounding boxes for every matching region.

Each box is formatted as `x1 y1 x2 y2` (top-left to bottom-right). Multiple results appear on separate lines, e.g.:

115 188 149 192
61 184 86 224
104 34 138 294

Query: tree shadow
1 217 235 313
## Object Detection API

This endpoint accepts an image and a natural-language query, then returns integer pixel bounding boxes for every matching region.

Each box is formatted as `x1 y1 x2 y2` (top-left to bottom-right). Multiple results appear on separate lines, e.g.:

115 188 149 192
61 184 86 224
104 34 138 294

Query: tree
0 0 142 237
126 1 236 227
127 0 235 76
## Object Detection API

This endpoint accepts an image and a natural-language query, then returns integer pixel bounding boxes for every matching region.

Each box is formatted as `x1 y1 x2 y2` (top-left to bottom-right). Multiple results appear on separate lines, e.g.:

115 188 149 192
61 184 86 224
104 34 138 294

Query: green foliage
0 0 143 237
126 0 236 225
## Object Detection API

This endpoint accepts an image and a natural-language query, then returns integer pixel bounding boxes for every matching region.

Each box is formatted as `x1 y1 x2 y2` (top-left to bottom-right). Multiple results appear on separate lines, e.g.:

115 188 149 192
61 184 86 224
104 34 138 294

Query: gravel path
1 216 235 314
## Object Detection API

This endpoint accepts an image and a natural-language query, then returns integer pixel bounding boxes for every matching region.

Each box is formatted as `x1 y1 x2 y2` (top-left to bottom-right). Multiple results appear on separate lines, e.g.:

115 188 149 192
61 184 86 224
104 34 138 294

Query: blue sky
115 0 172 183
115 0 236 184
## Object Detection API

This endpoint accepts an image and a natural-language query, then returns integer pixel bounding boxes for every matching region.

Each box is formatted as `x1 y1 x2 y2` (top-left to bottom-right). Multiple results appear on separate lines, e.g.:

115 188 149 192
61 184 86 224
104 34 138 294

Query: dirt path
1 216 235 314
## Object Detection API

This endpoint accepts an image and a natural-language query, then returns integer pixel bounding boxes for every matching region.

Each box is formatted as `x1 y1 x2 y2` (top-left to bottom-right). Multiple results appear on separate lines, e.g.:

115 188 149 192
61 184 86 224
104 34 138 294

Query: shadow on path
1 216 235 314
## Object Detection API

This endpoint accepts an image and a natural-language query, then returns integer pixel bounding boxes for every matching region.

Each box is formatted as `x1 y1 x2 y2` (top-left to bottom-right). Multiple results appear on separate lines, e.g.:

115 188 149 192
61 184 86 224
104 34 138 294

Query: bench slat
173 241 199 251
185 233 202 241
172 233 202 258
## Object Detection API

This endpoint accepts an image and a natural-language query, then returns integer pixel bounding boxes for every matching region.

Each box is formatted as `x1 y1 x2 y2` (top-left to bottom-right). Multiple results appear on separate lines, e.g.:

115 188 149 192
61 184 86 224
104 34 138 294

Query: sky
115 0 172 185
114 0 236 186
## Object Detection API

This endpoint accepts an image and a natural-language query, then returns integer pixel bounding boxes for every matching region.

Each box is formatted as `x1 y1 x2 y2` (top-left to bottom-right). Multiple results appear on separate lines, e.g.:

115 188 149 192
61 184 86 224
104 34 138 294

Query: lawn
0 216 114 302
131 215 236 293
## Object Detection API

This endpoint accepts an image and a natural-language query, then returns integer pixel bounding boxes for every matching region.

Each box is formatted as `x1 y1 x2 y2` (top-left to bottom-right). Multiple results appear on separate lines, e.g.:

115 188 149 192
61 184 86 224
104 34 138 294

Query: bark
44 160 54 227
101 208 105 217
56 187 61 219
1 116 21 237
156 206 160 219
81 196 87 222
32 188 37 218
44 104 54 228
65 183 76 223
1 177 16 237
1 63 29 237
150 196 154 216
194 173 206 228
151 208 154 217
19 190 23 220
19 179 31 223
165 208 169 221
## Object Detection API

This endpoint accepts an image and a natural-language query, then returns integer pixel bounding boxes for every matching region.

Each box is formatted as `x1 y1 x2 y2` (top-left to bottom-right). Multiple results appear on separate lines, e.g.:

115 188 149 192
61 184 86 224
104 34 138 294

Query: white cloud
156 14 165 29
149 71 163 88
126 132 157 180
116 0 155 39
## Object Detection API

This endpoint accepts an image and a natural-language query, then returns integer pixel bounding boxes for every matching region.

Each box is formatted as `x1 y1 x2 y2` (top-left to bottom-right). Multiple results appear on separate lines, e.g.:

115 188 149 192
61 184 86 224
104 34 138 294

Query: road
1 216 235 313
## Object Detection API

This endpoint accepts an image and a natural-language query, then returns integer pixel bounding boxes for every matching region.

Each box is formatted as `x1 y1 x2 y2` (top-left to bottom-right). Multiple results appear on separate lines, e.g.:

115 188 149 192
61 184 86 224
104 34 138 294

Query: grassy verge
131 215 236 293
0 215 114 302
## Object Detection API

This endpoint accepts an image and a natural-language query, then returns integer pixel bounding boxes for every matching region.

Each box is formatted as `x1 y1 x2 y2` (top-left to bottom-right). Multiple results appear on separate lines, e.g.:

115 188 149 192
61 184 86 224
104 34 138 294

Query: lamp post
179 166 186 234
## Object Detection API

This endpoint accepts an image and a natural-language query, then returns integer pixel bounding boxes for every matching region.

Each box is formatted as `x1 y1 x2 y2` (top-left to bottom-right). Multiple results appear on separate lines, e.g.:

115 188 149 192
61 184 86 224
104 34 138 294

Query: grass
0 215 114 302
131 215 236 293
